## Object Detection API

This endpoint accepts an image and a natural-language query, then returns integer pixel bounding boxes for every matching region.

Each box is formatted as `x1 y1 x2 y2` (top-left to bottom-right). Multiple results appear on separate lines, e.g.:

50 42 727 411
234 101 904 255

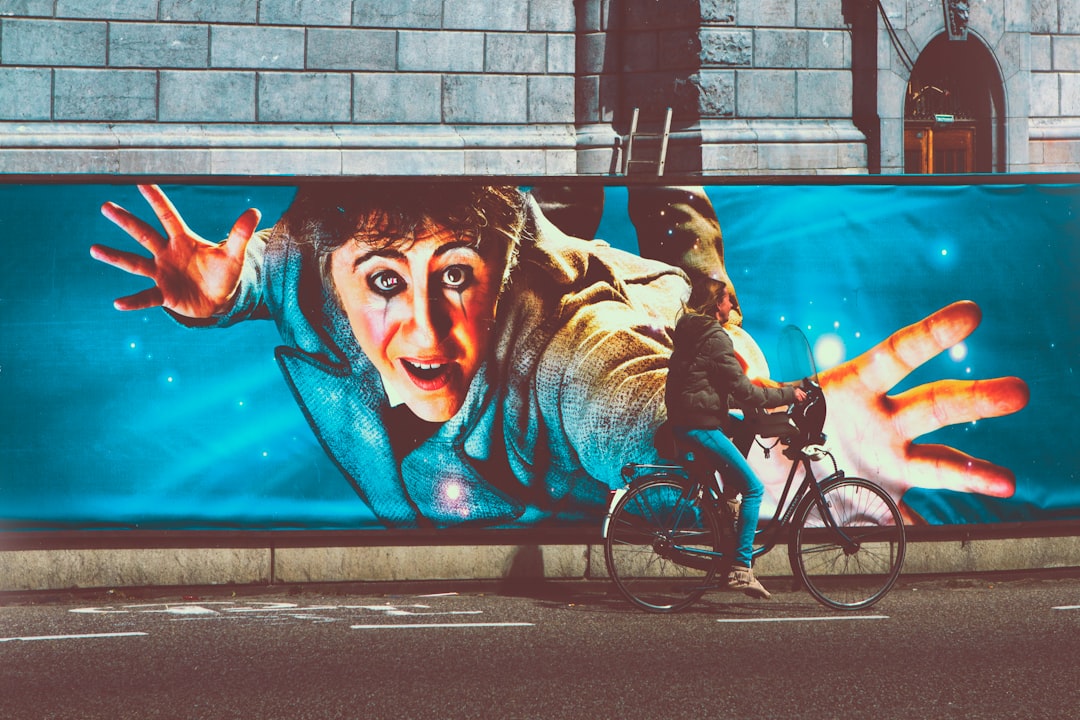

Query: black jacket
665 312 796 430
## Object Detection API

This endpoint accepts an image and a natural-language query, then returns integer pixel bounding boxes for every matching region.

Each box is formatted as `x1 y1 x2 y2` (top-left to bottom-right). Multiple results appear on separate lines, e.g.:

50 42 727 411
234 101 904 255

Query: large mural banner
0 181 1076 532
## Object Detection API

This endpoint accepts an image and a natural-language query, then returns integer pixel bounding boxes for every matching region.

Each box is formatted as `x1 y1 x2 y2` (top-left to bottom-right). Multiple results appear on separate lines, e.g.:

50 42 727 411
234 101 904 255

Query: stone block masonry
1 4 1078 210
0 0 578 176
1029 0 1080 172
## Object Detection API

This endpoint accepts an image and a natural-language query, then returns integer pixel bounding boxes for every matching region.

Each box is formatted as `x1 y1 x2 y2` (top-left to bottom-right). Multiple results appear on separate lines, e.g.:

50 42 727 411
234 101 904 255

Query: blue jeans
675 425 763 569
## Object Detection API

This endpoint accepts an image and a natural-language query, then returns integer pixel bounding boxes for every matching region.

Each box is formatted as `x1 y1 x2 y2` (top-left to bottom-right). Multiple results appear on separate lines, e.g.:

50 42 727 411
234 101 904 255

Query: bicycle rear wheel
789 477 906 610
604 474 721 613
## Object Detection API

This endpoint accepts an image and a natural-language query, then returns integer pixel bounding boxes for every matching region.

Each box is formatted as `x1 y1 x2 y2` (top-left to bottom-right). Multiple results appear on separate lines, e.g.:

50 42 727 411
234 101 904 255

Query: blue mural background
1 182 1077 530
601 183 1079 524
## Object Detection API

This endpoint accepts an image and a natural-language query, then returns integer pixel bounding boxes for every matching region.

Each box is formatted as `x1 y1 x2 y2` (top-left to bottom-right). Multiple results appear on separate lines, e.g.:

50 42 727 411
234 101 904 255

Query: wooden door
904 123 975 174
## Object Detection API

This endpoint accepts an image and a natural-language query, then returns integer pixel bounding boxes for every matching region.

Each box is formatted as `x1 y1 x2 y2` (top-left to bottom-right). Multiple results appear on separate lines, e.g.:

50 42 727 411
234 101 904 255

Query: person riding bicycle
665 278 807 600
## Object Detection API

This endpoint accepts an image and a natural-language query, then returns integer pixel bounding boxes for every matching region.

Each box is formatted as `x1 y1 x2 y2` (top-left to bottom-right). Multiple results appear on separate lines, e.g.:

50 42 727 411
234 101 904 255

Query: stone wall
0 0 579 175
574 0 868 175
0 1 1076 178
695 0 865 175
1030 0 1080 171
873 0 1080 174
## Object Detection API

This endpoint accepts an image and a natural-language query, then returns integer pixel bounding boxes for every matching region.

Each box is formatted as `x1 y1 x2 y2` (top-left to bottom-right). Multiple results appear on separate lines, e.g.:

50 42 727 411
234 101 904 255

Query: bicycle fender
601 487 629 538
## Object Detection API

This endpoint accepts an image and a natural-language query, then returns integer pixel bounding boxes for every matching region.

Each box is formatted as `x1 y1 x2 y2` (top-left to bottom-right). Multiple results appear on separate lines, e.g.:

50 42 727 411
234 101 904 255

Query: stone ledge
698 118 867 144
274 545 589 584
3 537 1079 593
0 123 580 176
0 548 270 592
0 122 577 150
1028 118 1080 140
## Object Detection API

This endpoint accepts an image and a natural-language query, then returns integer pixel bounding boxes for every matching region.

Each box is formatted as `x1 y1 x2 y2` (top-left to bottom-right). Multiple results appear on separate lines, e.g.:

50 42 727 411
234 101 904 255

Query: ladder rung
622 106 672 176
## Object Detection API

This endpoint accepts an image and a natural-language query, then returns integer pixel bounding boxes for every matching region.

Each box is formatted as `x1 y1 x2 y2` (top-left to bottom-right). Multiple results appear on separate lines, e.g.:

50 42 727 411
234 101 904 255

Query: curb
3 535 1080 594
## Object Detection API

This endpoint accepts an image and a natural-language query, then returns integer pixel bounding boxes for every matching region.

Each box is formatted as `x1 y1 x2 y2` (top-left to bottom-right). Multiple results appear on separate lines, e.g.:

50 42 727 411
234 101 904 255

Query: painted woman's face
330 221 507 422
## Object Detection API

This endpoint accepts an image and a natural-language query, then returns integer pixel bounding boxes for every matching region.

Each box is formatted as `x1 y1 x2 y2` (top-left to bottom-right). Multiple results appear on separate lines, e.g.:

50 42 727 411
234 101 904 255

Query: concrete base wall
4 537 1080 593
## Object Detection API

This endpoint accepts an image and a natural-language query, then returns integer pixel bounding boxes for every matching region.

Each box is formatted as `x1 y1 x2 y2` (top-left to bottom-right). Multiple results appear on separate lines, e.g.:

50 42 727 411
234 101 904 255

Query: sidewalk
3 532 1080 594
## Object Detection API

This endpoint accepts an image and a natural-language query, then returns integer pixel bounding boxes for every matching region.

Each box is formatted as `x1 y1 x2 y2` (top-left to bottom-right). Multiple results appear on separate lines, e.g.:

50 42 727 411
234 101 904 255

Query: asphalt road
2 574 1079 719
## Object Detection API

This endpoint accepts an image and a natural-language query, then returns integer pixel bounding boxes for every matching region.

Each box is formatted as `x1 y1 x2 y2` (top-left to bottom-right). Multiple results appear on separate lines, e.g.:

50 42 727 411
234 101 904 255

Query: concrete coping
0 122 578 150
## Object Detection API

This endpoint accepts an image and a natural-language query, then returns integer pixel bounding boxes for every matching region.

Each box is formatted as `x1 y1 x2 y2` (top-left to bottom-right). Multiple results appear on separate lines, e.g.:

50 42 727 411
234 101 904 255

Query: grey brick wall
1029 0 1080 170
687 0 863 175
54 68 158 120
0 0 1076 176
160 71 256 122
0 0 578 175
0 3 575 125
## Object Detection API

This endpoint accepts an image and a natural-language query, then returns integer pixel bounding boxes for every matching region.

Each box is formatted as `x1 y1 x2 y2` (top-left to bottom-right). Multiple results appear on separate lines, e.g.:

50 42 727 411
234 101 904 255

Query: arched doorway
903 34 1006 174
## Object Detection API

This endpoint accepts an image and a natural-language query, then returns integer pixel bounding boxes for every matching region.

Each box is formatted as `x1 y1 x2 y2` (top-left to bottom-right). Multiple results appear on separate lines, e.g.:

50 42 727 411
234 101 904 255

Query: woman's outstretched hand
817 300 1029 519
91 184 261 319
744 301 1030 522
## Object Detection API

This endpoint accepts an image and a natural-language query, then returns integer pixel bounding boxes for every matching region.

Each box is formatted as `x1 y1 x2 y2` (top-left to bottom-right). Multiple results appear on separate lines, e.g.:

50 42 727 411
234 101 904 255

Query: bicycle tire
604 474 722 613
789 476 906 610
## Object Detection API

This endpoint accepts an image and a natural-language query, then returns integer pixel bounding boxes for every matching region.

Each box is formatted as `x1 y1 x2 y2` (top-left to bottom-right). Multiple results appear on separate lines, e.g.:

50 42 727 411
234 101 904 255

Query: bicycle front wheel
604 475 721 613
789 477 906 610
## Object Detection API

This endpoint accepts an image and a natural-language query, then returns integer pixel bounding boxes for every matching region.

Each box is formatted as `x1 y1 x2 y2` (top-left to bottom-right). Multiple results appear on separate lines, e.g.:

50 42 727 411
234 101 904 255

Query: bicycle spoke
789 478 906 610
604 475 721 613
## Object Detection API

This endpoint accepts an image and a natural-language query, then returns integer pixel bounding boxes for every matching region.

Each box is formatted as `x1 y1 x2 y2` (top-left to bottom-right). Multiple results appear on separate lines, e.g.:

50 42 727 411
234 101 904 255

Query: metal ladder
622 107 672 176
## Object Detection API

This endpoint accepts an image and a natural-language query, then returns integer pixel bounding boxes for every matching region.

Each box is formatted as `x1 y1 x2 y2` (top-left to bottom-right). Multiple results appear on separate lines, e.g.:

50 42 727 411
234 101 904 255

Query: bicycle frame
604 445 857 569
605 375 905 612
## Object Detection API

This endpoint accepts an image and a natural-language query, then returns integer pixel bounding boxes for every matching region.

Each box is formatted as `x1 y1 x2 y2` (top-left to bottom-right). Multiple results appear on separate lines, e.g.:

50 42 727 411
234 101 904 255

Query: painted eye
441 265 473 290
368 270 404 296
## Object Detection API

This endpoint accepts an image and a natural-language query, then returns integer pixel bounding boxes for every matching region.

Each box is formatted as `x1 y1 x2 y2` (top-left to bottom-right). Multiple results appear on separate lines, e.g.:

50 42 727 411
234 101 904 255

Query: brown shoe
728 565 771 600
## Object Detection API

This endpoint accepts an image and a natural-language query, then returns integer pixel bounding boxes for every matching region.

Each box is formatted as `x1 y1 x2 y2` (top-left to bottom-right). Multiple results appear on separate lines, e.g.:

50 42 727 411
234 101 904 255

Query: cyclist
665 278 807 599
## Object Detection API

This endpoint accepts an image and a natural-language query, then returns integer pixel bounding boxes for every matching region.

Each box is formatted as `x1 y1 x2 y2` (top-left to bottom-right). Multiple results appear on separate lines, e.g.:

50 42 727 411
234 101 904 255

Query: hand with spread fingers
812 301 1029 520
91 184 261 318
626 187 1031 522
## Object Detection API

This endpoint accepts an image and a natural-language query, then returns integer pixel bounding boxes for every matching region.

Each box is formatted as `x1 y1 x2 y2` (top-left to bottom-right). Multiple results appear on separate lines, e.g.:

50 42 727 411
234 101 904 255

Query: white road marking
357 604 431 611
149 605 219 615
351 622 533 630
68 600 490 625
716 615 889 623
0 632 148 643
222 603 304 613
355 605 482 617
1051 605 1080 611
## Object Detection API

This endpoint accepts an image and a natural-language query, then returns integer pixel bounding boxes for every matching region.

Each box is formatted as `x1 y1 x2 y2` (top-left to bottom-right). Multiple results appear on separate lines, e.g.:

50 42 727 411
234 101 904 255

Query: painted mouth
401 359 456 391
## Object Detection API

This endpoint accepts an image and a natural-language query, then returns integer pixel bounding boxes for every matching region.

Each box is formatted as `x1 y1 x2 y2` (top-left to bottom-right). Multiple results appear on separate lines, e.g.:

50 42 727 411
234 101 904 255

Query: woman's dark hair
277 182 528 290
687 276 728 317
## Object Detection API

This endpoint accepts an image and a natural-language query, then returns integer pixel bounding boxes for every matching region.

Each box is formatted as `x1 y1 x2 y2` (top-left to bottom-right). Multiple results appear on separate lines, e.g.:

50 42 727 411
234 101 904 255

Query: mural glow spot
949 342 968 362
813 333 846 369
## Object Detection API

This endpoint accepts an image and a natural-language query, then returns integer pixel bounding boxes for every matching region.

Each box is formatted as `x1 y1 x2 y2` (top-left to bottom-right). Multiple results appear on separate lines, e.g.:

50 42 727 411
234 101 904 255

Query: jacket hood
673 312 719 345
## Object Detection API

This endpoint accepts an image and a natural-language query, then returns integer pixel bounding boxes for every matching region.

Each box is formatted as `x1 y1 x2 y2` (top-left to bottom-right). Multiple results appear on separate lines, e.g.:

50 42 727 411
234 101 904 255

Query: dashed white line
1051 605 1080 611
716 615 889 624
0 632 148 643
351 622 534 630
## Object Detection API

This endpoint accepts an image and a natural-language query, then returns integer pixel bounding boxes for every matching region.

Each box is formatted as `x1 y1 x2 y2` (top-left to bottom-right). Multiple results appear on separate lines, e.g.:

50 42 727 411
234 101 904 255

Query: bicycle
602 380 906 613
